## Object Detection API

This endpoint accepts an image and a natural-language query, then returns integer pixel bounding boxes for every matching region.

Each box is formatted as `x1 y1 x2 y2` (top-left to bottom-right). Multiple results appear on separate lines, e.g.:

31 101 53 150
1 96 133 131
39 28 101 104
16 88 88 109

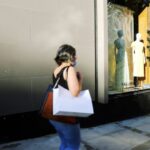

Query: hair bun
54 44 76 65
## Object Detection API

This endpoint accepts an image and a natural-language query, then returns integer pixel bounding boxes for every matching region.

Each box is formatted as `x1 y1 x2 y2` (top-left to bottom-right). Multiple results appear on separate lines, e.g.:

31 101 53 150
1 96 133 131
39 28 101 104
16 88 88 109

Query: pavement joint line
116 123 150 137
1 143 21 149
81 140 98 150
132 140 150 150
90 122 133 136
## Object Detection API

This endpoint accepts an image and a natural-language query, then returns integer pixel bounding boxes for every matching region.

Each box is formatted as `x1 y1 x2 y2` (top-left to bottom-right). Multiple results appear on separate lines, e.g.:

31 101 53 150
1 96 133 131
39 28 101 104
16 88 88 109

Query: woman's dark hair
55 44 76 65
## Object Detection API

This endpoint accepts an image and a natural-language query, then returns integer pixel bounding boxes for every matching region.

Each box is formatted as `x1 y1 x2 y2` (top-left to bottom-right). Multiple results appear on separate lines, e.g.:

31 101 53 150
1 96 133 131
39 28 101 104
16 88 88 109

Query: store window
108 0 150 92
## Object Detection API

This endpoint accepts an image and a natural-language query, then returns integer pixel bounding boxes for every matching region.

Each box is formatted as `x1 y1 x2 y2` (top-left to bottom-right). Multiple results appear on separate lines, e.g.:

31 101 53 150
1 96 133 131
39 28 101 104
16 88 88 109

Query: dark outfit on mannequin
114 30 125 91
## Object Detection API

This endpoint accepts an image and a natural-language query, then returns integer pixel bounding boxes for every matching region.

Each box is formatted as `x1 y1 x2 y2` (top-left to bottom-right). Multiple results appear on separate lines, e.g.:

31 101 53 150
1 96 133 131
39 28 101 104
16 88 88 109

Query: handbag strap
53 66 70 89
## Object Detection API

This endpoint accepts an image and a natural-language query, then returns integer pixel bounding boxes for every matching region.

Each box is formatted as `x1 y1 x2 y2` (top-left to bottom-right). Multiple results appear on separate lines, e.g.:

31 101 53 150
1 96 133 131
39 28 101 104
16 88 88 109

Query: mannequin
114 30 125 91
131 33 145 87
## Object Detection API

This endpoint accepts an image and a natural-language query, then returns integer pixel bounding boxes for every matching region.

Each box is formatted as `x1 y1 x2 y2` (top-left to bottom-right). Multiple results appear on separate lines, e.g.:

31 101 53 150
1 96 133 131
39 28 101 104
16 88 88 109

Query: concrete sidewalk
1 115 150 150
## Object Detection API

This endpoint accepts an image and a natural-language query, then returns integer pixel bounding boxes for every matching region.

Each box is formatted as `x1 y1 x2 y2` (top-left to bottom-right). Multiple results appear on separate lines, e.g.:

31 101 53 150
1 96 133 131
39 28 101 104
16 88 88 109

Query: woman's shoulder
67 66 76 73
53 65 73 78
53 66 62 78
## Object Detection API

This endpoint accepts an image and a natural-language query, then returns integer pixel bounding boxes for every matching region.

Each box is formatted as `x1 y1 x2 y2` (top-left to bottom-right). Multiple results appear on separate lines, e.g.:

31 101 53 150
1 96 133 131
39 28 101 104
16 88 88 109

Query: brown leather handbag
40 68 76 124
40 84 53 119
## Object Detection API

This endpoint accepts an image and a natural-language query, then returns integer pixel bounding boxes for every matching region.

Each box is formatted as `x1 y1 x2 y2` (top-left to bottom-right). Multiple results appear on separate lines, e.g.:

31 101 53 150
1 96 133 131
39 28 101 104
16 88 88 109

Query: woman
49 44 82 150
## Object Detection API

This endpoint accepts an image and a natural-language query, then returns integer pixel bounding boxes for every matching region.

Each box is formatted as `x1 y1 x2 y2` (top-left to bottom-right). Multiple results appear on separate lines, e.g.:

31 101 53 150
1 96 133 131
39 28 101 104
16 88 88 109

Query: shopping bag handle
53 66 70 89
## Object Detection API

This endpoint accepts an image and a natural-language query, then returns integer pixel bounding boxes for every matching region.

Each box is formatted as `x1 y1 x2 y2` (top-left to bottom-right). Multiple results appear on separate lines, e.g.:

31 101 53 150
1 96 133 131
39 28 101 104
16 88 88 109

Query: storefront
0 0 150 116
108 1 150 95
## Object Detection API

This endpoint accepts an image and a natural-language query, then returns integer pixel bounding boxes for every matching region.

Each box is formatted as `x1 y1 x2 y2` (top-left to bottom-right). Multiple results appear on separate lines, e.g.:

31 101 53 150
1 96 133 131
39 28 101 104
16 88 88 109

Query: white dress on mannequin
131 33 145 77
124 51 130 86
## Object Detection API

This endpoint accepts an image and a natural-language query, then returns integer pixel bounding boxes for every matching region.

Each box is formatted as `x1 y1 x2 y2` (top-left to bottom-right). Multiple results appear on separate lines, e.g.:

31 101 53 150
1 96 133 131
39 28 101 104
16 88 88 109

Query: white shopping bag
53 85 94 117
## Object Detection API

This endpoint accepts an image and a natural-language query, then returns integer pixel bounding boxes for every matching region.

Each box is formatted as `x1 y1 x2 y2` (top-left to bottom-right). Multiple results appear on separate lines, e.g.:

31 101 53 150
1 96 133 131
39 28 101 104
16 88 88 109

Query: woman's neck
60 62 72 68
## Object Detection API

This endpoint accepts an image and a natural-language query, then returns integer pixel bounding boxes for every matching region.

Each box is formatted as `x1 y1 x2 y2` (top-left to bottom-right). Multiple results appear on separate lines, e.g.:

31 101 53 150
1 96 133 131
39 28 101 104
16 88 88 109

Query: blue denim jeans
49 120 80 150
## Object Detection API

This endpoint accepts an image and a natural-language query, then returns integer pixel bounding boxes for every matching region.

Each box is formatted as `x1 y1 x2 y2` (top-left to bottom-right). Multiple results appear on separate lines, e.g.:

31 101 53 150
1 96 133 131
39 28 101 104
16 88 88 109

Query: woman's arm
76 71 82 91
67 66 82 96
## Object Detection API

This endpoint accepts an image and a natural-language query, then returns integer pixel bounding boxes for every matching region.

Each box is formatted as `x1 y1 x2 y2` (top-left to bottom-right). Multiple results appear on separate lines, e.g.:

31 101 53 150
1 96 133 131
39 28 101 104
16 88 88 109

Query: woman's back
53 66 69 89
